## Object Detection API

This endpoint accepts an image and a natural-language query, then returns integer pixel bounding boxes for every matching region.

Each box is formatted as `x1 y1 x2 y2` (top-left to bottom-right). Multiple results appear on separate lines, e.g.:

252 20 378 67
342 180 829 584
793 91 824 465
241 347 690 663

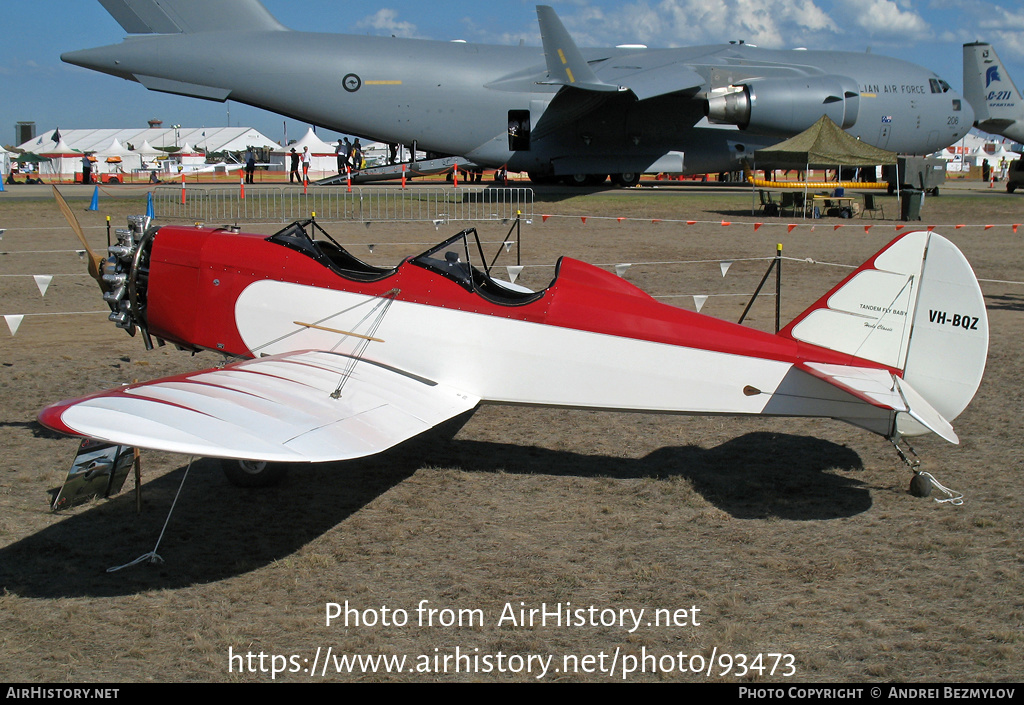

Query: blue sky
3 1 1023 147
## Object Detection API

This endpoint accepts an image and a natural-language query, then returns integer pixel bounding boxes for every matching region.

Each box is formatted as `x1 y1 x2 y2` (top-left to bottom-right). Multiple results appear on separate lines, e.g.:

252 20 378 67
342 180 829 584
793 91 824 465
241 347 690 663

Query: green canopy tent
10 152 51 182
752 115 899 217
13 152 52 164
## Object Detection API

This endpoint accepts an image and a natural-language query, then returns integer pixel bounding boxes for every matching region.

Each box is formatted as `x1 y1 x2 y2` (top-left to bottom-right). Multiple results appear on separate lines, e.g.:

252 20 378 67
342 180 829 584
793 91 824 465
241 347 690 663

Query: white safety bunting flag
5 314 24 336
33 275 53 297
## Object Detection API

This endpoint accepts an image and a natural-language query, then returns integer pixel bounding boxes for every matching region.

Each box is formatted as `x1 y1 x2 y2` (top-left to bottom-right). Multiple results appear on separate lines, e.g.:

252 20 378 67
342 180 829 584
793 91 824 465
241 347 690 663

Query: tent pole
751 159 756 215
896 162 901 219
803 161 809 218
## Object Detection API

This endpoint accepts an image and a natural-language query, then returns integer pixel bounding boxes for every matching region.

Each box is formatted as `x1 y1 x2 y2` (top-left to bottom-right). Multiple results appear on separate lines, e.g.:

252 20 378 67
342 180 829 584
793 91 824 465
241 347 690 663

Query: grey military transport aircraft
64 0 972 185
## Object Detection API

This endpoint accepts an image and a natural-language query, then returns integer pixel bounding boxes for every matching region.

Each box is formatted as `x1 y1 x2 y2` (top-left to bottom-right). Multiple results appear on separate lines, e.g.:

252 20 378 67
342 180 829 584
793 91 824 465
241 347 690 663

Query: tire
909 472 933 498
566 173 607 186
220 458 289 488
527 171 558 185
611 172 640 187
1008 183 1017 194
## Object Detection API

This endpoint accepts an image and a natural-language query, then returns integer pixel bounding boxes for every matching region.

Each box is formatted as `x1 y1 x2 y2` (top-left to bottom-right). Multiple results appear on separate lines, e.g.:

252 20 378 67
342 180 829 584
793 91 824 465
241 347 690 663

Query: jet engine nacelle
705 75 861 135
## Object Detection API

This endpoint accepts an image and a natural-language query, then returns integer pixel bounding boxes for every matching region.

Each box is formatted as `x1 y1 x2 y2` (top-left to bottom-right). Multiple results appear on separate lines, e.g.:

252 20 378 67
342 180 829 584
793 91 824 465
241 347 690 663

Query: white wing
39 351 480 462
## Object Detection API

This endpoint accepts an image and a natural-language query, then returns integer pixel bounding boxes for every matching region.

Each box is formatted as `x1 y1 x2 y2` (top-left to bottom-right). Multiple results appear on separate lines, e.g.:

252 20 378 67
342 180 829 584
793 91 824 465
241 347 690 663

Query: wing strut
331 288 400 399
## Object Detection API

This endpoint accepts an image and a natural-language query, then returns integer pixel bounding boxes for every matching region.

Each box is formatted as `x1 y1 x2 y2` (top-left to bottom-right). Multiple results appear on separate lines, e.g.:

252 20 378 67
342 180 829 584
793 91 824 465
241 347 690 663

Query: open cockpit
267 220 551 306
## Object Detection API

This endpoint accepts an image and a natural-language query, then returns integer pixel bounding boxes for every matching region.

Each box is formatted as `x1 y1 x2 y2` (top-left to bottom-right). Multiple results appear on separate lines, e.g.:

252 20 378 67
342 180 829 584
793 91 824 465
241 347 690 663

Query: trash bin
901 189 924 221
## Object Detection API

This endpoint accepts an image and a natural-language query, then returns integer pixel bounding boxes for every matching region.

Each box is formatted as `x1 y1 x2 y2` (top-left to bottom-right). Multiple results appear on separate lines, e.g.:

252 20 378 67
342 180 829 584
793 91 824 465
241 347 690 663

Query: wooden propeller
52 186 107 291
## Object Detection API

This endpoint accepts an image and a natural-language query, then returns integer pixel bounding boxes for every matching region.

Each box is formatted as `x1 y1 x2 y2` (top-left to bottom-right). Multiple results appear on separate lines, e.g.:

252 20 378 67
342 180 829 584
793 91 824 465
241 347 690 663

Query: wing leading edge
38 351 480 463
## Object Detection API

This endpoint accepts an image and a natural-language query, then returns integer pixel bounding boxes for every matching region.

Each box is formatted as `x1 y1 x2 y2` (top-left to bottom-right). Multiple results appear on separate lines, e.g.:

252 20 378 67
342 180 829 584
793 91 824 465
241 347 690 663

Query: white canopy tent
18 127 279 158
96 137 142 176
38 138 82 179
271 128 339 175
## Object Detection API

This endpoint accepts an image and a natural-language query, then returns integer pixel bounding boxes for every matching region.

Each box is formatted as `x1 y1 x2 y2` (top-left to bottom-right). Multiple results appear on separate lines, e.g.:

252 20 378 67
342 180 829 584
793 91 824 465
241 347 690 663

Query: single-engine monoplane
40 189 988 494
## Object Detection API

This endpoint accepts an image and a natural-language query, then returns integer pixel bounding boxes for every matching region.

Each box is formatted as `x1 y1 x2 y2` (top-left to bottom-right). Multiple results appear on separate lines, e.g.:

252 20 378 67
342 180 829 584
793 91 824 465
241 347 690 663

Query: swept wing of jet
64 1 972 184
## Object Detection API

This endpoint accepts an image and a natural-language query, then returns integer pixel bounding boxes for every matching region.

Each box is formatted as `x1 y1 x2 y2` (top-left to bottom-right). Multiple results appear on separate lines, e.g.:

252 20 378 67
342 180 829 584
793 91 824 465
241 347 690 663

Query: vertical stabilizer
781 231 988 435
963 42 1024 142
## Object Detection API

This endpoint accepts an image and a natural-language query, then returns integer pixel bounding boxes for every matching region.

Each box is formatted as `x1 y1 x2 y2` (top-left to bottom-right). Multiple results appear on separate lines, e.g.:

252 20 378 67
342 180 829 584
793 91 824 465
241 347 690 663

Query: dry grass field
0 183 1021 682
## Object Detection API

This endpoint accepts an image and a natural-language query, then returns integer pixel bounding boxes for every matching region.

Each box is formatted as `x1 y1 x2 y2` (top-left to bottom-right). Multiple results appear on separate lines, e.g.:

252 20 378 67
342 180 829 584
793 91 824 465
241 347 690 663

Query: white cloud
354 9 419 39
833 0 931 39
557 0 843 50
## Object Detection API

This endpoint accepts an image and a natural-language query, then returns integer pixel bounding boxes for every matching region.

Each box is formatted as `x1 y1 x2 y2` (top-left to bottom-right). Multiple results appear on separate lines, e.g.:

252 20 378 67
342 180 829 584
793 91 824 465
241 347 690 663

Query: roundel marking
343 73 362 92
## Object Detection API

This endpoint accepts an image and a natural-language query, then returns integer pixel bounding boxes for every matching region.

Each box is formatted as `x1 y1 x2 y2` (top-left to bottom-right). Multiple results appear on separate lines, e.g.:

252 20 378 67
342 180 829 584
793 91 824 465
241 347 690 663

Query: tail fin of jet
98 0 286 34
780 231 988 439
963 42 1024 142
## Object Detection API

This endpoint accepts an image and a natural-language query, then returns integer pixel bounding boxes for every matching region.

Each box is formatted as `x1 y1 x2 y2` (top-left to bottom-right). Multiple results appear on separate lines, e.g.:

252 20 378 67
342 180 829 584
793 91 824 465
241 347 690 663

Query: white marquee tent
17 126 280 180
270 128 340 176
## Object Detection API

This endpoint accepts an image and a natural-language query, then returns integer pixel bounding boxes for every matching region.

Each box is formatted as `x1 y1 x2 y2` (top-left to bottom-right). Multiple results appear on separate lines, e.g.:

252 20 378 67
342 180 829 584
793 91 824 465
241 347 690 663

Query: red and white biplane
40 194 988 492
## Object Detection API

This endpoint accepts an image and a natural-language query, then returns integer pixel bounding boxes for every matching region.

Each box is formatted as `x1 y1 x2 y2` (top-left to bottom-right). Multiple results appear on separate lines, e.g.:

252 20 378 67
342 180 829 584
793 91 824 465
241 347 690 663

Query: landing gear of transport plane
610 173 641 187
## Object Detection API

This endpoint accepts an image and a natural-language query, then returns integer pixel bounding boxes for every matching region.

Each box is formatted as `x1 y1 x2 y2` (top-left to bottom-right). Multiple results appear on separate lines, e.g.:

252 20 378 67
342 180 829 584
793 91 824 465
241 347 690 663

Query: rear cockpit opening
410 227 550 306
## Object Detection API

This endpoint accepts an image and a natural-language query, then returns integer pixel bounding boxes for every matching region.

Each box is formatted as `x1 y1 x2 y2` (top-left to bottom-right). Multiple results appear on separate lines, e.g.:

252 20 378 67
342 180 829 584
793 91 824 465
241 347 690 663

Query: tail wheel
220 459 289 488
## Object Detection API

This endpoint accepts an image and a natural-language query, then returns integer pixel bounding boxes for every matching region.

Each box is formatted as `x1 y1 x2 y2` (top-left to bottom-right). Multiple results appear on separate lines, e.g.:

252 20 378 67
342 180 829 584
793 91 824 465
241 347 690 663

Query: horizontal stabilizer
801 363 957 443
537 5 624 93
39 351 480 463
893 376 958 444
99 0 287 34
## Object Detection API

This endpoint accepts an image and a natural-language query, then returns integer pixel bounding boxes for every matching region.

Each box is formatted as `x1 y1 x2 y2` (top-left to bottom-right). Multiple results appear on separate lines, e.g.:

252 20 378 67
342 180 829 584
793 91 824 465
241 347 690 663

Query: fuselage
63 31 971 176
125 223 897 439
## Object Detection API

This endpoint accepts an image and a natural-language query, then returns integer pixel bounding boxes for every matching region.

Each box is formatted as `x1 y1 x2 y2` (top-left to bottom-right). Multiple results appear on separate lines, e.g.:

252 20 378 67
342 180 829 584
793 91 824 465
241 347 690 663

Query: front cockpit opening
267 219 395 282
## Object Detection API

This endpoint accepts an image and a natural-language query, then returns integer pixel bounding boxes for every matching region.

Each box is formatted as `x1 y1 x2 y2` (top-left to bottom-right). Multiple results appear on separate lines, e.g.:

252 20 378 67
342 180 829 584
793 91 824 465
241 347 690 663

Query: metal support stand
738 243 783 332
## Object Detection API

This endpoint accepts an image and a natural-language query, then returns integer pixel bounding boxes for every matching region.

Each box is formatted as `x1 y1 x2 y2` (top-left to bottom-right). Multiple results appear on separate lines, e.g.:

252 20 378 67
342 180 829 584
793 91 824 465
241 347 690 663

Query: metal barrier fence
151 186 534 223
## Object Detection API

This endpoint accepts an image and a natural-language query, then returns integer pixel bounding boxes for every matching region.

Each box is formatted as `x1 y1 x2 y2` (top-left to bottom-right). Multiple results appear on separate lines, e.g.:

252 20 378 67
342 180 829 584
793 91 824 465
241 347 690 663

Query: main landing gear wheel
565 173 607 186
220 459 289 488
611 173 640 187
527 171 559 185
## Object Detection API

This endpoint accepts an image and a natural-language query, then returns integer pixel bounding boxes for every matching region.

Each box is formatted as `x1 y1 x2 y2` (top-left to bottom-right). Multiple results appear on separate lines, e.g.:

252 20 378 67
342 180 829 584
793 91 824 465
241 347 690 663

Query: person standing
288 147 301 183
301 146 311 183
244 148 256 184
81 154 92 185
336 139 347 174
351 139 362 170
